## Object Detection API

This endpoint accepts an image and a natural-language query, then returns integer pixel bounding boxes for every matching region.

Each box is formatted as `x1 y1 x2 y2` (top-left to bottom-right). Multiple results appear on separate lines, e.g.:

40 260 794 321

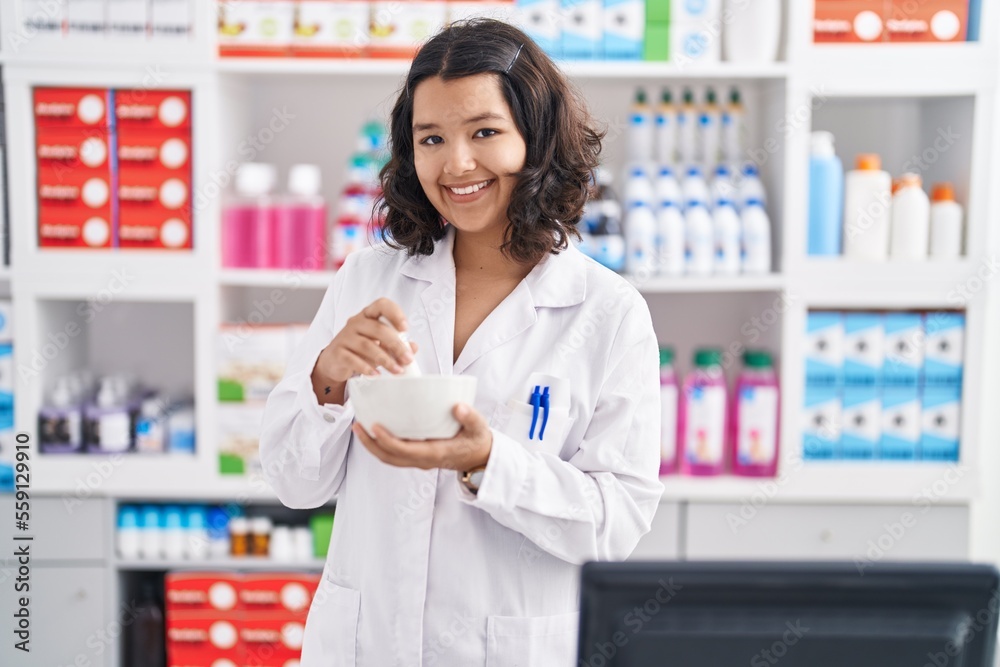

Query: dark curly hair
377 18 605 264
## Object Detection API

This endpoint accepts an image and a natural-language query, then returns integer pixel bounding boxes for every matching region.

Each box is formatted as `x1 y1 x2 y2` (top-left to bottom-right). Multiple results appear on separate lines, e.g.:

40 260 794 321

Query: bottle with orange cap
889 172 930 259
929 182 964 258
842 153 892 260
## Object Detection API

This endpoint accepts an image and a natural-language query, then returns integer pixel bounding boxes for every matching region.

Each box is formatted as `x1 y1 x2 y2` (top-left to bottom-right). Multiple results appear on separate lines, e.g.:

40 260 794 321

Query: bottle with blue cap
655 201 686 276
623 166 655 207
625 201 657 276
741 199 772 274
709 164 737 209
185 505 209 560
684 200 714 276
654 166 682 208
139 504 163 560
163 504 186 560
117 504 141 560
712 199 742 275
681 166 710 205
738 163 767 208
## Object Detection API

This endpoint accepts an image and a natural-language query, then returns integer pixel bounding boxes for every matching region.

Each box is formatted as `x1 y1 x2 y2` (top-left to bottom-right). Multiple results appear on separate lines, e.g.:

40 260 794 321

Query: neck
452 226 534 281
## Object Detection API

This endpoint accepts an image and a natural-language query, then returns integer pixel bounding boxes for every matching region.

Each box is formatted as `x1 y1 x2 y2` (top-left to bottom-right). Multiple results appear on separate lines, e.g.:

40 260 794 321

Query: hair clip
505 44 524 74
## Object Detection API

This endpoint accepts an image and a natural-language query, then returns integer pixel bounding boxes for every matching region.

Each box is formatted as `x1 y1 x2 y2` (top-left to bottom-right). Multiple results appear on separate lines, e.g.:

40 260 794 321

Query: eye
474 128 498 138
418 135 442 146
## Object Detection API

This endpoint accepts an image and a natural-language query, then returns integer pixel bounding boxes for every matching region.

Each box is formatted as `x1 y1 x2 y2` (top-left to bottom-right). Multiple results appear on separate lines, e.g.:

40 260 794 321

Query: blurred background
0 0 998 665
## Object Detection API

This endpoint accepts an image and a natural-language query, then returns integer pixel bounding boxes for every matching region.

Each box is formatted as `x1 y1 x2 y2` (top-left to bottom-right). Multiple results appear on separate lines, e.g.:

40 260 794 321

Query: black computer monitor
579 561 999 667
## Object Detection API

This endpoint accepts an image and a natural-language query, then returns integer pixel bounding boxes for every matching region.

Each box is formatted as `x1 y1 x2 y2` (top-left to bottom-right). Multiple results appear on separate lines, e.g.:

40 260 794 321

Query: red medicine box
166 613 244 667
34 87 111 128
37 164 114 248
165 572 242 615
114 89 192 130
239 574 320 616
36 126 113 172
886 0 967 42
239 615 308 664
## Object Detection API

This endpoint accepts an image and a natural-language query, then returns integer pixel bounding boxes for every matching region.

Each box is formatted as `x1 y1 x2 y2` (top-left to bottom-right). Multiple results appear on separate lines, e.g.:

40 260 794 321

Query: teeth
449 180 490 195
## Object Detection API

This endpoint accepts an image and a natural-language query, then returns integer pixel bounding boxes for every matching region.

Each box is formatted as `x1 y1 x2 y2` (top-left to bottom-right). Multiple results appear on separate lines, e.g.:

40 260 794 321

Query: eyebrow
412 112 509 133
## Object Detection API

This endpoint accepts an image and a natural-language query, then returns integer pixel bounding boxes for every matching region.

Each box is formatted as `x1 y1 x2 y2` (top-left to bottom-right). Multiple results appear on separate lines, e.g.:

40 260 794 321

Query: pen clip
528 385 541 440
539 387 550 440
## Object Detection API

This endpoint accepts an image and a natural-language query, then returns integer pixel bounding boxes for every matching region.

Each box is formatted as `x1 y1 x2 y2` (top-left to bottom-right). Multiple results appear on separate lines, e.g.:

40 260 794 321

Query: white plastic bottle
741 199 772 274
842 154 892 260
723 0 782 63
929 183 964 258
654 166 683 207
699 88 721 167
627 89 655 165
889 172 930 260
682 166 710 205
625 202 658 275
623 166 655 206
710 165 737 208
713 200 742 275
656 201 686 276
685 201 714 276
737 163 767 208
655 89 677 166
677 88 697 166
722 88 745 163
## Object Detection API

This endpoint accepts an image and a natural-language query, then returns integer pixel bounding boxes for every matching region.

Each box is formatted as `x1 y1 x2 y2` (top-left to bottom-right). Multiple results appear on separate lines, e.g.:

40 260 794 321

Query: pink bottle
659 347 679 475
679 348 727 476
731 350 780 477
275 164 328 271
222 163 277 269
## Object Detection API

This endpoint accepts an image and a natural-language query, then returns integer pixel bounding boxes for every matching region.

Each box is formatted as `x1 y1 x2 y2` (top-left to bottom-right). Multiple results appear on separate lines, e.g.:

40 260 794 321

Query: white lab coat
260 224 664 667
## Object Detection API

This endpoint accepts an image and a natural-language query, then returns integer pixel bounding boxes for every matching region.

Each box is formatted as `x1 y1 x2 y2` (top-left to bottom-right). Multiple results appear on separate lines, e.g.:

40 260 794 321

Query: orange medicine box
886 0 967 42
165 572 242 614
114 89 192 130
239 574 320 616
814 1 891 42
37 164 114 248
166 614 244 667
34 87 111 128
239 615 307 663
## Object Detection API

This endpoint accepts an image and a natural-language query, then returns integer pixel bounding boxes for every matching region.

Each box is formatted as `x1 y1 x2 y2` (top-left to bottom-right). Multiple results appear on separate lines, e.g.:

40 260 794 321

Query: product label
684 385 725 465
660 384 677 464
737 386 777 466
292 0 370 52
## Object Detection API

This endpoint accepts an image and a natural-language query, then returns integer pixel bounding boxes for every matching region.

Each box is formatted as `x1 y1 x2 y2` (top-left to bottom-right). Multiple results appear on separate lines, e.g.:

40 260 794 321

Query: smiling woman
379 19 604 264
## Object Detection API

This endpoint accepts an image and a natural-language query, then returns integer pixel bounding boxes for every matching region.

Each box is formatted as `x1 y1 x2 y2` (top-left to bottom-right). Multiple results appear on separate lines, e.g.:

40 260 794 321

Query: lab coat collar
398 224 588 307
399 224 587 375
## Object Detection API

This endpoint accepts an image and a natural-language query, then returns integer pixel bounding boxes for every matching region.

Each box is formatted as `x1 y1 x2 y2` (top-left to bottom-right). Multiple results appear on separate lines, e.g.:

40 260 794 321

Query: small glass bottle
229 516 249 557
250 516 272 557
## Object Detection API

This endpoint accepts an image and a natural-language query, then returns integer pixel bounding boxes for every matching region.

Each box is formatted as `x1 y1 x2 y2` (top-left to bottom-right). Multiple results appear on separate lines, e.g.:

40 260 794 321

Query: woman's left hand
352 403 493 471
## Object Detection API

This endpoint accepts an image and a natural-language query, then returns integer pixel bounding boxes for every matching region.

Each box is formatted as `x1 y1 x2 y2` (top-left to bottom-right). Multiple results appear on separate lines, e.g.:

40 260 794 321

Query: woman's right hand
315 297 418 384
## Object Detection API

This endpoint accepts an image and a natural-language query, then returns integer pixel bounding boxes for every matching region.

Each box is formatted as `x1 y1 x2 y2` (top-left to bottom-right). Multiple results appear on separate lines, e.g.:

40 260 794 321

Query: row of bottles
578 166 771 276
808 132 964 259
660 348 780 477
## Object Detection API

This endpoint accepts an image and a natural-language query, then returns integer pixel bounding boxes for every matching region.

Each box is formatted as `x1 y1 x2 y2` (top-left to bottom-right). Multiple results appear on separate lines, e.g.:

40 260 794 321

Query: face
411 74 527 242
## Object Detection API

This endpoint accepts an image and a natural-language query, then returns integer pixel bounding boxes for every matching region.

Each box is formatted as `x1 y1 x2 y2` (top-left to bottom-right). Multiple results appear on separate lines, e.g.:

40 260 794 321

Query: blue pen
539 387 550 440
528 385 542 440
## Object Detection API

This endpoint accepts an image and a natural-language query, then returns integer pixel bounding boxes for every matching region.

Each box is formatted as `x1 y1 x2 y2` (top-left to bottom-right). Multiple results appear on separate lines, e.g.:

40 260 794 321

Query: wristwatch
460 466 487 495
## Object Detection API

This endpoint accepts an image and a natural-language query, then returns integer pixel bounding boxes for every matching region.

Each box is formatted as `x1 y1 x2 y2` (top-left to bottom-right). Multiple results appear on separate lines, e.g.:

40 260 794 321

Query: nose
444 138 476 177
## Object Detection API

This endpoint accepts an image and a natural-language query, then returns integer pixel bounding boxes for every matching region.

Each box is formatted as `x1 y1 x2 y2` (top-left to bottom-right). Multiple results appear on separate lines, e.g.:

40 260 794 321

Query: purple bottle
731 350 780 477
222 163 277 268
275 164 328 271
659 347 678 475
678 348 727 476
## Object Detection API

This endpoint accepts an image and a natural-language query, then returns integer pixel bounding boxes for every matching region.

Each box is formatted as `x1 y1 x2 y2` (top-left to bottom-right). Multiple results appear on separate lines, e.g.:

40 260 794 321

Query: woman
260 19 663 667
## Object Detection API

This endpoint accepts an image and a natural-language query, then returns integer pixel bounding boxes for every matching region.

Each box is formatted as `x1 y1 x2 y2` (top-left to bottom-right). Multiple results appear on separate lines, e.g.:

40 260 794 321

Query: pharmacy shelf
115 557 325 571
630 273 785 293
790 259 983 308
801 43 995 97
219 268 335 290
662 462 975 505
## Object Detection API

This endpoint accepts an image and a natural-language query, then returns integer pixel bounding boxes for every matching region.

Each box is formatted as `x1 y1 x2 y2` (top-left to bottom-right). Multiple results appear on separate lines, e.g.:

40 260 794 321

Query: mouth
443 179 495 203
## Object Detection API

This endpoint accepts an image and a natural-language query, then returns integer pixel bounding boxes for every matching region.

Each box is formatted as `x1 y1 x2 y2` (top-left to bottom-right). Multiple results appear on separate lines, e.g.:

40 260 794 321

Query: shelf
216 57 411 76
803 43 992 97
115 557 325 571
792 259 982 308
14 252 208 299
219 268 335 290
663 461 975 504
630 273 785 294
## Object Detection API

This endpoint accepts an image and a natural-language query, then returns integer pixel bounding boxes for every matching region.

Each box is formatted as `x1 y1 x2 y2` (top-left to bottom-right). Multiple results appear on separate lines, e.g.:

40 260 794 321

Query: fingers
353 316 414 369
352 423 437 470
361 297 408 335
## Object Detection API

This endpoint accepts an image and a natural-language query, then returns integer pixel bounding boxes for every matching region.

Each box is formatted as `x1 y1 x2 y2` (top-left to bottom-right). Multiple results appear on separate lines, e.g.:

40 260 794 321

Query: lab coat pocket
490 400 576 457
486 611 580 667
300 576 360 667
